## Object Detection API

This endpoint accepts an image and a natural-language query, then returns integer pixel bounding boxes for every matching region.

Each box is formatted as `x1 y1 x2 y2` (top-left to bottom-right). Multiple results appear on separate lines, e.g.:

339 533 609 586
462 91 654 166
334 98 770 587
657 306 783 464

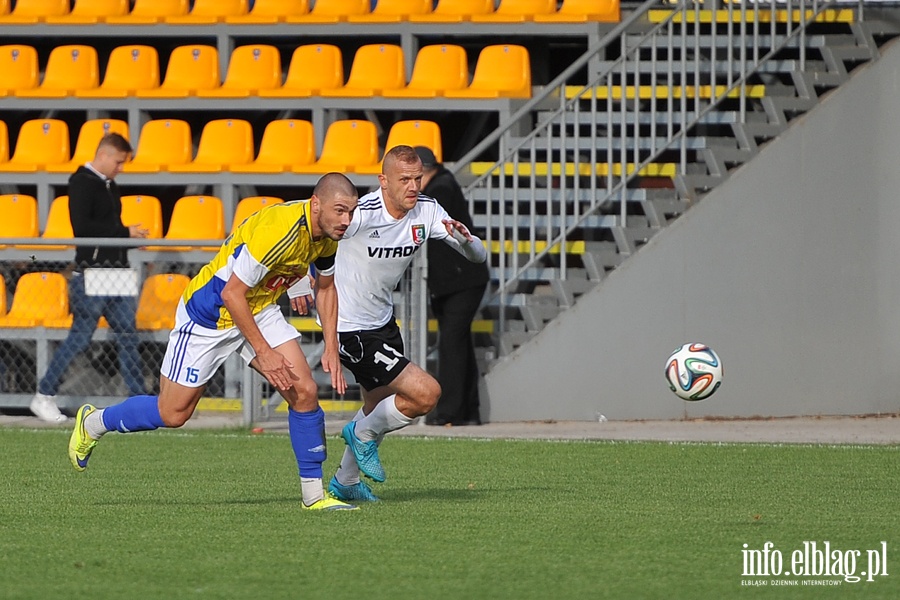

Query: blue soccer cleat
328 475 380 503
341 421 386 482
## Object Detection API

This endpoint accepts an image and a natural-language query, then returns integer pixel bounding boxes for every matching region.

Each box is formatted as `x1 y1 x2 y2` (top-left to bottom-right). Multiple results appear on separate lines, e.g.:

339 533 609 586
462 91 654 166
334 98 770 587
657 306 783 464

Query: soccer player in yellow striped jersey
67 173 362 511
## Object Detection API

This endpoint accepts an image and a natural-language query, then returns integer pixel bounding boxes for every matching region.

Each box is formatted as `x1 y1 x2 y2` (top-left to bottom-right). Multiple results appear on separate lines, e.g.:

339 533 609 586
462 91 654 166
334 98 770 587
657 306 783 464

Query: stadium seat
45 118 129 173
285 0 368 23
408 0 493 22
123 119 193 173
168 119 254 172
293 120 379 174
44 0 129 24
348 0 431 22
165 0 248 24
120 195 163 239
383 44 468 98
225 0 309 23
533 0 620 22
0 0 8 15
232 119 315 173
258 44 343 98
0 273 69 328
76 45 160 98
16 45 99 98
320 44 405 97
357 120 442 175
0 45 39 96
0 194 40 247
146 196 225 252
0 277 7 317
105 0 188 24
136 45 220 98
470 0 555 22
0 119 70 172
25 195 74 251
444 45 532 98
0 120 7 163
231 196 284 233
196 45 282 98
0 0 69 24
135 273 190 330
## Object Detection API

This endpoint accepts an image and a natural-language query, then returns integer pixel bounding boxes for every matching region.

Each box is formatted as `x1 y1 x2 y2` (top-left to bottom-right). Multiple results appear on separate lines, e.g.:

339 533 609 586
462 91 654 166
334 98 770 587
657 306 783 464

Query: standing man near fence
30 133 149 423
67 173 360 511
327 145 487 503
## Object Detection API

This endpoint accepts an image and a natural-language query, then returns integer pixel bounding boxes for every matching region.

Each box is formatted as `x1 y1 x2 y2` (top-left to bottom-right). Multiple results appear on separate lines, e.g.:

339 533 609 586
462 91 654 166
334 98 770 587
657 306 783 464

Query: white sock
355 395 411 441
336 409 366 485
84 409 109 440
301 477 324 506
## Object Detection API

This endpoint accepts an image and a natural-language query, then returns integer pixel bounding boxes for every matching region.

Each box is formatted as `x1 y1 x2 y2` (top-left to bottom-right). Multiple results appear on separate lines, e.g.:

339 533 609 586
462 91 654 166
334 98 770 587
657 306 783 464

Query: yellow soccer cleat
301 492 359 511
68 404 99 472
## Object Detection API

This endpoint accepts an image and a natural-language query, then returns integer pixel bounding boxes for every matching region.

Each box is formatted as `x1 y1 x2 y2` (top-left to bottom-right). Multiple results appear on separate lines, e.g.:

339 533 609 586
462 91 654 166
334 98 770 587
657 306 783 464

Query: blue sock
101 395 165 433
288 407 326 479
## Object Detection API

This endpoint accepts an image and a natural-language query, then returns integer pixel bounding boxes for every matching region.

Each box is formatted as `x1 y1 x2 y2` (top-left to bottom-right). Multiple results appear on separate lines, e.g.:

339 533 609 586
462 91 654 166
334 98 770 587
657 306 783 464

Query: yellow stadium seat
0 194 40 248
0 0 69 24
105 0 188 24
136 45 220 98
76 45 160 98
232 119 315 173
357 120 442 175
258 44 343 98
45 118 129 173
136 273 190 330
320 44 405 97
408 0 493 22
15 45 99 98
124 119 193 173
0 277 6 317
383 44 468 98
0 120 7 163
285 0 368 23
444 45 531 98
293 120 379 174
0 45 39 96
225 0 308 23
470 0 555 22
120 195 163 239
231 196 284 233
146 196 224 252
533 0 620 22
0 0 8 15
0 119 70 172
0 273 69 328
165 0 248 24
348 0 431 22
45 0 129 24
168 119 254 173
29 195 75 251
196 45 282 98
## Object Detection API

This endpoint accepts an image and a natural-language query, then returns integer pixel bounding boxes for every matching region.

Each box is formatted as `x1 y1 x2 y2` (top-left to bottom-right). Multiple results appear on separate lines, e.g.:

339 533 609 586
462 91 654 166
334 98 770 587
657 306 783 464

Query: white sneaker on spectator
30 393 68 423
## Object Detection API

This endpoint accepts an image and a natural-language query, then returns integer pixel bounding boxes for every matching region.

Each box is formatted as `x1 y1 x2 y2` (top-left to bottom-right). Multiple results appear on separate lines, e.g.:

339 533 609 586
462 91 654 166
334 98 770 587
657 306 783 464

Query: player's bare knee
287 378 319 412
159 407 190 428
417 380 441 414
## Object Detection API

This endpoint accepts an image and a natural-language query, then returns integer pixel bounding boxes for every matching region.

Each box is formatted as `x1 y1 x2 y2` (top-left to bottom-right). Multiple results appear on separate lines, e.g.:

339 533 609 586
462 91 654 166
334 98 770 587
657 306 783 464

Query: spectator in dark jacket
30 133 149 422
416 146 490 426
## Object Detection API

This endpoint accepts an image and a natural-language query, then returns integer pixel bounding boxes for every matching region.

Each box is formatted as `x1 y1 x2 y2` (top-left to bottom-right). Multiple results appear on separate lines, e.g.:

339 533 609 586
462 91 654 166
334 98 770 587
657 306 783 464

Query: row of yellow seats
0 0 619 25
0 194 285 250
0 117 442 174
0 42 530 99
0 271 188 330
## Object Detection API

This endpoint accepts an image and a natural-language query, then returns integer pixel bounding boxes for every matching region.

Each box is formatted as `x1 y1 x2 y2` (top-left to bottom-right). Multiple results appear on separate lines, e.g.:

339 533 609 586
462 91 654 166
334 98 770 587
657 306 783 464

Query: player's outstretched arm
442 218 488 263
314 272 347 395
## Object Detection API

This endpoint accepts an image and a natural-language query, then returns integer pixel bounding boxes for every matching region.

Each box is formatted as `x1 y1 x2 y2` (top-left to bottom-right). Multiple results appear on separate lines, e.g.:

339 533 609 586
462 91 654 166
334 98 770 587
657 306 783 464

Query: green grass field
0 427 897 599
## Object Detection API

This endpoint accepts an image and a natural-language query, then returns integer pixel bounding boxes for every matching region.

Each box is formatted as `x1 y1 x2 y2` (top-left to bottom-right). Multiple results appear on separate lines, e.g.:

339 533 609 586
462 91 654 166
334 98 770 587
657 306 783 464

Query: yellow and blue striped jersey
183 199 337 329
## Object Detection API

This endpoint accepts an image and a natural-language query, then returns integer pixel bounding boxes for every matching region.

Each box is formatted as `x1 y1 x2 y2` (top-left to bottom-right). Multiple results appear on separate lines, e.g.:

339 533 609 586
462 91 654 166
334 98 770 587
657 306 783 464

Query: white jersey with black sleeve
335 188 458 332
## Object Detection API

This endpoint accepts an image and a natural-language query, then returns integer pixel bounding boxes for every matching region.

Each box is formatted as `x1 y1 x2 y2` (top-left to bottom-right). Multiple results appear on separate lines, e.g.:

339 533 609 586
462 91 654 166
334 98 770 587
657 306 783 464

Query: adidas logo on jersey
369 230 380 239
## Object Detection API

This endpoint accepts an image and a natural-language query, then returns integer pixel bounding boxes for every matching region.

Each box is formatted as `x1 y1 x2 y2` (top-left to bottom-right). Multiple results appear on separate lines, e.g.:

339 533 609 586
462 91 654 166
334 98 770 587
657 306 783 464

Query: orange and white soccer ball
664 343 723 401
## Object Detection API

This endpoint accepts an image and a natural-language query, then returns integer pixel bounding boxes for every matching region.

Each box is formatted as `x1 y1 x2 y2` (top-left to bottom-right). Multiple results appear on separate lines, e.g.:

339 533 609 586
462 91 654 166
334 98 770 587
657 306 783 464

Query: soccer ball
664 343 723 401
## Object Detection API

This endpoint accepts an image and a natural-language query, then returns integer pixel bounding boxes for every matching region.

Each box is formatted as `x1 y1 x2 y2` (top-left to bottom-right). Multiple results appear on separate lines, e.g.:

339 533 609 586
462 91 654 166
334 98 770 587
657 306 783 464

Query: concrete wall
483 39 900 421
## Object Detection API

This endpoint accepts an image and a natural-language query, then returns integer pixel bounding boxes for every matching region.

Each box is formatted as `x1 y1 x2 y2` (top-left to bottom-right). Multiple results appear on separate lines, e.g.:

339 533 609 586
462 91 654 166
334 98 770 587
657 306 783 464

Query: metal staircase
452 0 899 357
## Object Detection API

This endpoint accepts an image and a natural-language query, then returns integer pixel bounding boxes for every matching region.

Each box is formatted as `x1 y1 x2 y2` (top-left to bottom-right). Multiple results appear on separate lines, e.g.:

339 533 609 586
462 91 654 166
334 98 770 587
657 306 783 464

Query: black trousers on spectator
429 283 486 424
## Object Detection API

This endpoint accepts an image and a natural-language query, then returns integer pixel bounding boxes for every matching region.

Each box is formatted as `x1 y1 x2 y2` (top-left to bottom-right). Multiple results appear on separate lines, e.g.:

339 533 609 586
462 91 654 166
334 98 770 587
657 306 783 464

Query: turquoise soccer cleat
340 421 386 482
328 475 380 503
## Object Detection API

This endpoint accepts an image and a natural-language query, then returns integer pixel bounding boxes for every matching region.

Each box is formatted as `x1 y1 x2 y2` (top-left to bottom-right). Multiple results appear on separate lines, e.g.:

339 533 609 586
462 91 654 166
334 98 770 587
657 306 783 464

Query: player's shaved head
313 172 357 202
382 145 421 174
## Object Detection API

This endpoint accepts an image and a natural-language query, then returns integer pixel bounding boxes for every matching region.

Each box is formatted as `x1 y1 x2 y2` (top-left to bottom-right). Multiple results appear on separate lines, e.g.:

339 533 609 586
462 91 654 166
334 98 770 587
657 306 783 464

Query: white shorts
161 301 301 387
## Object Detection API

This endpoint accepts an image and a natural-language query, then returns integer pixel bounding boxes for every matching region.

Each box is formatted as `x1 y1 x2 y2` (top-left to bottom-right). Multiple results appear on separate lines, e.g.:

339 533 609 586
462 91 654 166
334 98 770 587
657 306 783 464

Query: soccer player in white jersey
67 173 361 511
322 145 487 502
